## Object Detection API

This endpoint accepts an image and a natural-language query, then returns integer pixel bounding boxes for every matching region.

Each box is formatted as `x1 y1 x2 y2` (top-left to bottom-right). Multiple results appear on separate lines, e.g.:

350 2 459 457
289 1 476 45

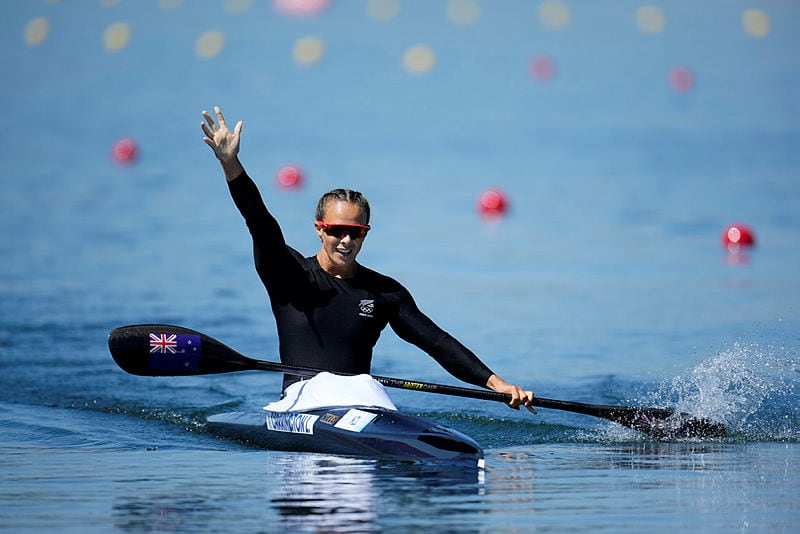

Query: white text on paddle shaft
265 413 319 434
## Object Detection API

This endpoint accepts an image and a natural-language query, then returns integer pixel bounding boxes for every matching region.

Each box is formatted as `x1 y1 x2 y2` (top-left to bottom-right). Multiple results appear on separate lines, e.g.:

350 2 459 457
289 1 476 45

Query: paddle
108 324 727 438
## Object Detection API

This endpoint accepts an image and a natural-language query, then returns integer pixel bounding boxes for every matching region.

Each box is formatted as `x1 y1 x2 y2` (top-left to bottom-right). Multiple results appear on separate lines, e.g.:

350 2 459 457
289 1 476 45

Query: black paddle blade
627 409 728 439
596 405 727 438
532 398 727 438
109 324 256 376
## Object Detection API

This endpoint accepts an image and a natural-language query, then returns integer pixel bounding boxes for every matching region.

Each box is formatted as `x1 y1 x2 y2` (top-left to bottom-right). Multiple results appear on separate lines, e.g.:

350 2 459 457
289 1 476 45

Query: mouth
335 247 353 257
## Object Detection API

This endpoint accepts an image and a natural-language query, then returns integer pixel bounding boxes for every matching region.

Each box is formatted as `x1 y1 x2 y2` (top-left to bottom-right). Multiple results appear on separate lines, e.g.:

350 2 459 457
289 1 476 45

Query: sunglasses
316 221 371 239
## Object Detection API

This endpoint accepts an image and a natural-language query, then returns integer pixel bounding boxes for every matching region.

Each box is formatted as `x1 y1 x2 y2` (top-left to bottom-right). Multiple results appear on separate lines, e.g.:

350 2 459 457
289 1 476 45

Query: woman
201 106 535 411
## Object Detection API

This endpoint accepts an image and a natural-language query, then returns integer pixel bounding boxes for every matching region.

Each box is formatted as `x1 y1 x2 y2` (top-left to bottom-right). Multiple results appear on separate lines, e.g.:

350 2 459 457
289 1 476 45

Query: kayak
204 371 484 468
206 407 484 468
109 324 729 443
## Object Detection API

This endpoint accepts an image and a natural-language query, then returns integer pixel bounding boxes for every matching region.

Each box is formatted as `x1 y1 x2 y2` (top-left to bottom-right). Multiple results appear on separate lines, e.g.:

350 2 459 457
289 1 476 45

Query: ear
314 221 325 240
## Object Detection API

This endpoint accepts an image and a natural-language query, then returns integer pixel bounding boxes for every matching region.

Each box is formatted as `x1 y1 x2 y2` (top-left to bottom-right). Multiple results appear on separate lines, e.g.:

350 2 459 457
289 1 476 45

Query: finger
202 111 217 132
214 106 227 128
509 387 534 409
200 122 214 139
522 389 537 414
233 120 243 137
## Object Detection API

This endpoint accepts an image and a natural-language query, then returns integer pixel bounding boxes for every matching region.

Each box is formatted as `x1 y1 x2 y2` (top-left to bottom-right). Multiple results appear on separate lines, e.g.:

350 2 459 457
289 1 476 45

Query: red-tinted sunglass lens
323 225 368 239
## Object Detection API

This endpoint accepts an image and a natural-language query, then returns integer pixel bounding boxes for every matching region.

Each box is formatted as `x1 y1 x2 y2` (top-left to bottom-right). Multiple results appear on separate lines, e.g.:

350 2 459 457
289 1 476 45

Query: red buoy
111 138 138 164
721 223 755 250
275 164 304 190
529 55 556 81
478 188 509 219
669 66 694 92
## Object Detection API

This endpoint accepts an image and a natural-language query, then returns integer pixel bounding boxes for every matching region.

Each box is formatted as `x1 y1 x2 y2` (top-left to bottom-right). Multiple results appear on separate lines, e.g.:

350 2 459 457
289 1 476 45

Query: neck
316 251 357 279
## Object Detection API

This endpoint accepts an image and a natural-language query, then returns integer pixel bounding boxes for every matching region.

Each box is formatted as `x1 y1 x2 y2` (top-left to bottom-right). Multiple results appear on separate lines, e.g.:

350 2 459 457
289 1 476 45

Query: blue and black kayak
108 323 729 464
206 407 485 469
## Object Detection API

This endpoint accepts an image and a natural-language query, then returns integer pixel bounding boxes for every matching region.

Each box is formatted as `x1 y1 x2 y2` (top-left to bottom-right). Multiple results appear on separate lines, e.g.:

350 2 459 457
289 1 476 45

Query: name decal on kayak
334 409 378 432
265 413 319 435
402 381 425 390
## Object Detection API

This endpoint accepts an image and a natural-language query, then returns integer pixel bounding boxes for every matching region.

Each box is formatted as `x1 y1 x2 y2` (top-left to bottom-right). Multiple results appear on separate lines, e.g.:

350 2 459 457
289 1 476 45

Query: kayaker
201 106 535 412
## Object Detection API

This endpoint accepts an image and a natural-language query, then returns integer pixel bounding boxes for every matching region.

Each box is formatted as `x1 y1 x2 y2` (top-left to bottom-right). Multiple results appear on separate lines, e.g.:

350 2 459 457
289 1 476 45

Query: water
2 440 796 533
2 1 800 532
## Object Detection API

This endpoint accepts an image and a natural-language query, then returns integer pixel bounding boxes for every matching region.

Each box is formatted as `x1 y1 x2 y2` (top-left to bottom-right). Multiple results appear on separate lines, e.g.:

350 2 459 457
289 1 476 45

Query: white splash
658 342 799 439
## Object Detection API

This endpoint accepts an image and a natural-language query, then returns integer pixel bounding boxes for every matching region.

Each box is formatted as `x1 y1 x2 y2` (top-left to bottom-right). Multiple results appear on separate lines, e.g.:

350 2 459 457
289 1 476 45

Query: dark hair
315 189 371 224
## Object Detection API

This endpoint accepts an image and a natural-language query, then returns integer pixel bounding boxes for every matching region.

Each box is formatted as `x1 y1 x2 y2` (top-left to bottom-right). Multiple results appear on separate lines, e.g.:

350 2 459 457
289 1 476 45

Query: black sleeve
227 171 305 292
388 287 494 388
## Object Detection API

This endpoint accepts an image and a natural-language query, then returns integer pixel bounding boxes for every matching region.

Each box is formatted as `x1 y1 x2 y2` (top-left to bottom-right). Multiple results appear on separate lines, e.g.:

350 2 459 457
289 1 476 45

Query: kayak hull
206 408 484 468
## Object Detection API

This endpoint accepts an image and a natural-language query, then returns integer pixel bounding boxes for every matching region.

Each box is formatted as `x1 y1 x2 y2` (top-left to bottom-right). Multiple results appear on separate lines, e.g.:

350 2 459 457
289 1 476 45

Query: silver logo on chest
359 299 374 317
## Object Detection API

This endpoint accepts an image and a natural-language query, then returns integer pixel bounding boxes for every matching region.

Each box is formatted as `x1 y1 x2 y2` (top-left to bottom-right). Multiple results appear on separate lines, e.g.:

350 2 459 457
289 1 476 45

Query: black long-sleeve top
228 172 494 391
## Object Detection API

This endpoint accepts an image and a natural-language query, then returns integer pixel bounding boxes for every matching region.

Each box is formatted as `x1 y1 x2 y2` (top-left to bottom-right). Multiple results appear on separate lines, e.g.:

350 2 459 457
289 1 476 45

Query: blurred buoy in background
111 138 138 164
24 17 51 47
274 0 330 17
721 222 755 250
293 36 325 65
196 30 226 59
276 164 304 190
403 45 436 75
669 66 694 92
635 5 666 34
477 188 509 219
529 55 556 81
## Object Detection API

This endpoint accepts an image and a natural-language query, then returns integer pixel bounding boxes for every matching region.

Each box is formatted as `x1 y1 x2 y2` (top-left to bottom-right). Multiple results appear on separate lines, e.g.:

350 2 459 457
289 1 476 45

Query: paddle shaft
250 358 613 415
111 324 618 412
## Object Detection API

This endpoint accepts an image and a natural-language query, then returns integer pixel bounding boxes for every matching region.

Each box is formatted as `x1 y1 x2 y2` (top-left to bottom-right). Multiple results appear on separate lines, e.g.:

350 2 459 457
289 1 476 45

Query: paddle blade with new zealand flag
108 324 255 376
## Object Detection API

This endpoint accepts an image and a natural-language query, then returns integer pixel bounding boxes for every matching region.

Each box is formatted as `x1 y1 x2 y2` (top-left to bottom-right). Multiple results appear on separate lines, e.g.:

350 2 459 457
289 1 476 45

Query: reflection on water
595 442 730 471
268 454 380 533
266 453 485 533
113 494 221 532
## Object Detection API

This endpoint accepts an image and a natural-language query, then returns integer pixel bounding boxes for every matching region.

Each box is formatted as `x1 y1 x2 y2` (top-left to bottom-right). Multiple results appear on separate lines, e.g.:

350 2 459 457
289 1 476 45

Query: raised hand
201 106 244 180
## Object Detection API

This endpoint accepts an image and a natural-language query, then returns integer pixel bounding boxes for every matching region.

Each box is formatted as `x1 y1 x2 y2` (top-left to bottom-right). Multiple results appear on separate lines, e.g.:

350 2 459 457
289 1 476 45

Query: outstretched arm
201 106 244 182
390 288 536 412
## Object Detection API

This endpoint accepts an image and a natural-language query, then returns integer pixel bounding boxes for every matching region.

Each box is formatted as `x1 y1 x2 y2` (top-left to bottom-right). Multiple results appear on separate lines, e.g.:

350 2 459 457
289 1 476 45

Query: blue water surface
1 1 799 532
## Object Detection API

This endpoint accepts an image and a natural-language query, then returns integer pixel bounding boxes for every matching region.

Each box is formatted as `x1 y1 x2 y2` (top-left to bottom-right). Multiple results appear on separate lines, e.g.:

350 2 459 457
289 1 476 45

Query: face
315 200 369 278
